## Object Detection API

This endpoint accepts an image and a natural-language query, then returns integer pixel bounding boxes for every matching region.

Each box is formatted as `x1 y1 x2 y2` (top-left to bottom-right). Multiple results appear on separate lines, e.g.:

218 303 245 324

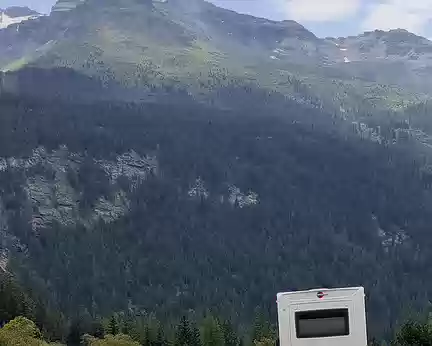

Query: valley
1 0 432 344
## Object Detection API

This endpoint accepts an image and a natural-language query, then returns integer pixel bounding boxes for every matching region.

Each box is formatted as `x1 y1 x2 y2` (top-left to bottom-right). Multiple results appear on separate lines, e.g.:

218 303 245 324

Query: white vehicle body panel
277 287 367 346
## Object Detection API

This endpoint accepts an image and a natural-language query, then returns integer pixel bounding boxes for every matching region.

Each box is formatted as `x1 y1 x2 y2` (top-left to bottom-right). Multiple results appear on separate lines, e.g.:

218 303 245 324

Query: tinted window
295 308 349 338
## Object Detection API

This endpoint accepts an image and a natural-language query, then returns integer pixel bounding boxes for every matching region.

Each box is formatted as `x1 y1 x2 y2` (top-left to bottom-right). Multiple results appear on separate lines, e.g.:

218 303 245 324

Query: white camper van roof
277 287 364 302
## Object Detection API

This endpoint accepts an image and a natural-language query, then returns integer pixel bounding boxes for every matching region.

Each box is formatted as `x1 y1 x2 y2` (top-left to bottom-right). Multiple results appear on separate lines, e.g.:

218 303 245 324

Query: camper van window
295 308 349 338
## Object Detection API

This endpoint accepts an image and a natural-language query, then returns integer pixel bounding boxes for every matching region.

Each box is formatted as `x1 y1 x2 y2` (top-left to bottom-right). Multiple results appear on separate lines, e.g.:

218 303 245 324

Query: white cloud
284 0 361 22
362 0 432 35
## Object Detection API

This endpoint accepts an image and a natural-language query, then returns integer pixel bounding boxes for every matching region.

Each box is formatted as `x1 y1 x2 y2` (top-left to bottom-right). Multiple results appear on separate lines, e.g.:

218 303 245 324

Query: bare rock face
0 146 159 233
187 177 259 207
99 150 159 190
188 177 209 200
25 174 79 231
228 185 258 208
92 191 131 224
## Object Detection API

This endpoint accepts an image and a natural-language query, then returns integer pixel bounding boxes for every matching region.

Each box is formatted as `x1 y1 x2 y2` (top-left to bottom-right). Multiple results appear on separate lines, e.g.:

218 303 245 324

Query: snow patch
0 12 40 29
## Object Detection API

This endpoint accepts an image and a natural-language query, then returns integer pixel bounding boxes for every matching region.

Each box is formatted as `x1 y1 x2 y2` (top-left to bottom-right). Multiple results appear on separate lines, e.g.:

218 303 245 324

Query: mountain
0 6 41 30
1 0 431 152
323 29 432 93
0 0 427 113
2 6 39 17
2 0 432 341
328 29 432 62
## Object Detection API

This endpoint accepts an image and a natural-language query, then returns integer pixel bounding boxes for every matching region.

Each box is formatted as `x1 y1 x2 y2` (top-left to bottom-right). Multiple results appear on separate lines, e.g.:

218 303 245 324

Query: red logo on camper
317 291 326 299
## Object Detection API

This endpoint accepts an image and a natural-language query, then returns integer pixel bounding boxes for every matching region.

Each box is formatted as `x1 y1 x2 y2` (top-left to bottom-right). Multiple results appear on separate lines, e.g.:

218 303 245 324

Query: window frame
295 308 350 339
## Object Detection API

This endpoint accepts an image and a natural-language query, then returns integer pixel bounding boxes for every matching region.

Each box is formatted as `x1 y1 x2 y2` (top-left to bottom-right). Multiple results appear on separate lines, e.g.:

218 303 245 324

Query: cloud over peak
362 0 432 35
285 0 360 22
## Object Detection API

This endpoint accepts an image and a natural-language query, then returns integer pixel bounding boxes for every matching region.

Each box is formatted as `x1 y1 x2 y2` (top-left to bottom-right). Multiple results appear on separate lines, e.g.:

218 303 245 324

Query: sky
2 0 432 38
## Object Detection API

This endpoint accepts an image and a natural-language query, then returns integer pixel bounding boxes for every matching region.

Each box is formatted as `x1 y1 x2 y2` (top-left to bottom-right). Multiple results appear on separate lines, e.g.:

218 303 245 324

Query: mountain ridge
1 0 430 116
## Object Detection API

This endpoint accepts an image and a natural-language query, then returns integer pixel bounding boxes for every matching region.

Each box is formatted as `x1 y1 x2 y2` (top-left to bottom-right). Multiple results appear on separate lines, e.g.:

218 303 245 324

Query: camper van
277 287 367 346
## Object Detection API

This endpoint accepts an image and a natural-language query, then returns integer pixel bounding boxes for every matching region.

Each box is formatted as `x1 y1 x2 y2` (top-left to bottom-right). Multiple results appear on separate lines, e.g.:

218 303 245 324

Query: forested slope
1 94 432 339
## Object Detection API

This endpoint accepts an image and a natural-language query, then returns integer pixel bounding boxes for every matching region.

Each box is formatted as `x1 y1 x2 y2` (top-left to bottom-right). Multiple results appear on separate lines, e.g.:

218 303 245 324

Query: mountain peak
2 6 39 17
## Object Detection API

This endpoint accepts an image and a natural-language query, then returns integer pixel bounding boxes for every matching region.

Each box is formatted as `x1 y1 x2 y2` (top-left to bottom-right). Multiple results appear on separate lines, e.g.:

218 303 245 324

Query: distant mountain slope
0 0 429 114
1 0 432 152
323 30 432 93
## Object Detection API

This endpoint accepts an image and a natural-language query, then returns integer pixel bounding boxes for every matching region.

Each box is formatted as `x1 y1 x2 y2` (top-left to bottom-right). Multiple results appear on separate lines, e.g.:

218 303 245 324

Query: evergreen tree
175 316 201 346
190 323 202 346
154 323 168 346
251 310 269 343
221 320 239 346
90 319 105 339
202 315 225 346
67 319 83 346
175 316 190 346
142 324 152 346
396 321 432 345
121 317 133 336
107 315 119 336
0 274 34 326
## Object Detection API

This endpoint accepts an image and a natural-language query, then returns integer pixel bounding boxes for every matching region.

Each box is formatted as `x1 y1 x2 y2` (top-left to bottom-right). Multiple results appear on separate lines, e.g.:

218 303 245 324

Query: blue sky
2 0 432 38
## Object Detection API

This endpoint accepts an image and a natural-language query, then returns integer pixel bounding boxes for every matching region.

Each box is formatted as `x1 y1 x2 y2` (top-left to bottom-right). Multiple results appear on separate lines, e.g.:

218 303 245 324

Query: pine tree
202 315 225 346
121 316 133 336
142 324 152 346
107 315 119 335
90 319 105 339
0 274 34 326
66 319 83 346
251 310 269 343
154 323 167 346
190 323 202 346
396 321 432 345
175 316 201 346
221 320 239 346
175 316 190 346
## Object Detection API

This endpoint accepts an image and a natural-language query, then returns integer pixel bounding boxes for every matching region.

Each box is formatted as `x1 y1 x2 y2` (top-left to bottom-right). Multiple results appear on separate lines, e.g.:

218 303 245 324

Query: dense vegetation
1 92 432 341
2 273 432 345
